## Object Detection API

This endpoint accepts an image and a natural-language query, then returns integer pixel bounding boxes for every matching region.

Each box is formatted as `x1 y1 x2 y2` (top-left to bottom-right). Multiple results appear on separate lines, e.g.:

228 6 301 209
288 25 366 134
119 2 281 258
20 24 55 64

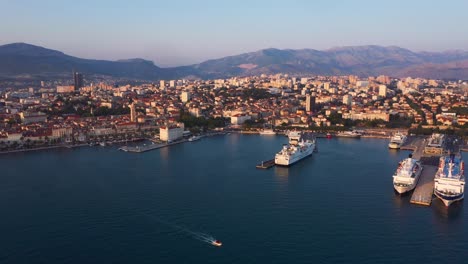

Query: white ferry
392 154 423 194
275 131 315 166
336 130 362 138
259 128 276 135
188 135 202 142
388 132 407 149
434 154 465 206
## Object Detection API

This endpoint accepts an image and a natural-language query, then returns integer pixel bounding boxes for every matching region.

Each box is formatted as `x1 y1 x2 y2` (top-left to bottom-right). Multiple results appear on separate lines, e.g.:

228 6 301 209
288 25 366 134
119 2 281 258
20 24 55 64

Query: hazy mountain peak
0 42 65 57
0 43 468 80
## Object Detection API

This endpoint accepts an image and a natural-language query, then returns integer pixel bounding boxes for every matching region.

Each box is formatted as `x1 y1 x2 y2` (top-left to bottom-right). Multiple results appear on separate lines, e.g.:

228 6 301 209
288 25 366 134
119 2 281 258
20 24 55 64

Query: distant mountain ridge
1 42 468 80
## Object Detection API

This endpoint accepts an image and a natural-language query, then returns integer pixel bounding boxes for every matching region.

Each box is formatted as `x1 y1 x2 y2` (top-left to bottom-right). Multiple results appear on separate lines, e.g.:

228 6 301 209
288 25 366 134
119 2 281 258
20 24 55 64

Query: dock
120 139 187 153
410 165 437 206
256 159 275 169
398 136 438 206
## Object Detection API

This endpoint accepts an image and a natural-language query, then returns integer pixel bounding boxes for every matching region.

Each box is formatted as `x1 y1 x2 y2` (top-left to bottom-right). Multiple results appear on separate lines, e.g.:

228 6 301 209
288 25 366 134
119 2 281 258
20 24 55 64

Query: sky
1 0 467 67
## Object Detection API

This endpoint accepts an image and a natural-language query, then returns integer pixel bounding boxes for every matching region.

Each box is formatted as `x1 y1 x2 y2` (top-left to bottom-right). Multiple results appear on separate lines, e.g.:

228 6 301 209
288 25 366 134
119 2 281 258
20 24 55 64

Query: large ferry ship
388 132 407 149
434 154 465 206
275 131 315 166
392 154 423 194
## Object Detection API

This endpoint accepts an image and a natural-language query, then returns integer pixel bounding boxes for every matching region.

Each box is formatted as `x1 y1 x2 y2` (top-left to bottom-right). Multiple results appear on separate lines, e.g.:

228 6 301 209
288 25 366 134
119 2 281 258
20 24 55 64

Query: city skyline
1 0 468 66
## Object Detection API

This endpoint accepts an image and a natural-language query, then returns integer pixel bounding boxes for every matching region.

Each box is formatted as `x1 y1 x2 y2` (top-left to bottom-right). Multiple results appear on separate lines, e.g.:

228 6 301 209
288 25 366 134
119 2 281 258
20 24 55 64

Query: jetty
120 139 187 153
410 165 437 206
404 137 436 206
256 159 276 169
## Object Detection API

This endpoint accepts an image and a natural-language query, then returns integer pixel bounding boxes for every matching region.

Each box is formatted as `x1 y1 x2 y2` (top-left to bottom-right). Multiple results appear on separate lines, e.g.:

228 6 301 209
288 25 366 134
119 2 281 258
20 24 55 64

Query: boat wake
139 212 219 246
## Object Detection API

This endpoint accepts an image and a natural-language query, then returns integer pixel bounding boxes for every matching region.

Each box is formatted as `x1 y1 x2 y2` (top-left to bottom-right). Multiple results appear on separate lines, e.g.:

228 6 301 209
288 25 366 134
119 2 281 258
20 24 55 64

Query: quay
120 139 187 153
403 136 437 206
256 159 276 169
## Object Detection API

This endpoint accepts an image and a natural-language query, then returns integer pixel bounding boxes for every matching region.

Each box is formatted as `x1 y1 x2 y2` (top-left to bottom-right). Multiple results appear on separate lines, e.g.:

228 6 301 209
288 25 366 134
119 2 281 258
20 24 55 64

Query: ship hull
336 134 361 138
275 147 314 166
393 183 416 194
388 142 402 149
393 168 422 194
434 190 464 206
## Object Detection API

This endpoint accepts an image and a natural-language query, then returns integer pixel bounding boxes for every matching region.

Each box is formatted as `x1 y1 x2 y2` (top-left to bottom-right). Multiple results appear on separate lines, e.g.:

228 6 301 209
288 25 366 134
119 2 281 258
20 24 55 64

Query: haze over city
1 0 468 66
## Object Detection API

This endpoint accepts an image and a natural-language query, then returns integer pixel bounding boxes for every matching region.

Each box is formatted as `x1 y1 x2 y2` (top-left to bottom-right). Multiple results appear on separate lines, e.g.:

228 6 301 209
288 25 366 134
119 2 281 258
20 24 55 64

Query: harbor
395 134 465 207
255 131 318 169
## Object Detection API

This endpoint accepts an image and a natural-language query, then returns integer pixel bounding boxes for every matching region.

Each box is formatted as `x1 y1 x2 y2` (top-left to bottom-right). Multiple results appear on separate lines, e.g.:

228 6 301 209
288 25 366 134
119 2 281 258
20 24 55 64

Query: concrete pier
256 159 276 169
399 136 438 206
120 139 187 153
410 165 437 206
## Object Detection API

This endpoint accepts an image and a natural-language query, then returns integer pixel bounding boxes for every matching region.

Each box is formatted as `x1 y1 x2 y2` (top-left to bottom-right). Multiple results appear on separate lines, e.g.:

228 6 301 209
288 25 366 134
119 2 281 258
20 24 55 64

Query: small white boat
211 240 222 247
188 135 202 142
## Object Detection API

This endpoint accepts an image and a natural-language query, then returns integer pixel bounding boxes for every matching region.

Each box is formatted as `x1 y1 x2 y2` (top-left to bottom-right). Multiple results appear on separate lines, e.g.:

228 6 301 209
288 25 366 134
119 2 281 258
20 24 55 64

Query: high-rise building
159 80 166 90
379 85 387 97
343 94 353 106
169 80 176 88
73 72 84 90
130 103 137 122
305 93 316 112
180 91 191 103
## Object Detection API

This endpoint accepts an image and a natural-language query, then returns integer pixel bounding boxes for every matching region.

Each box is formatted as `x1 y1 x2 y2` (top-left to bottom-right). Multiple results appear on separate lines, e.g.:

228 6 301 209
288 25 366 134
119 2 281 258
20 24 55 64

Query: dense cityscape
0 72 467 152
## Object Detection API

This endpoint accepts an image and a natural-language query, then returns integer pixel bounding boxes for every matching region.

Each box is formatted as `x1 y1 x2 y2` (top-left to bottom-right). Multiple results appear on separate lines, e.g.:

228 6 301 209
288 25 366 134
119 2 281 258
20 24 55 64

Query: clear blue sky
1 0 467 66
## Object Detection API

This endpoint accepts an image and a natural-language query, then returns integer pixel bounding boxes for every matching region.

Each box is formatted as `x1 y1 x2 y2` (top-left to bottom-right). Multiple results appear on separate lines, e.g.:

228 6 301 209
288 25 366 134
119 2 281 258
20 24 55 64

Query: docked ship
259 128 276 135
434 154 465 206
388 132 407 149
392 154 423 194
188 135 202 142
336 130 362 138
275 131 315 166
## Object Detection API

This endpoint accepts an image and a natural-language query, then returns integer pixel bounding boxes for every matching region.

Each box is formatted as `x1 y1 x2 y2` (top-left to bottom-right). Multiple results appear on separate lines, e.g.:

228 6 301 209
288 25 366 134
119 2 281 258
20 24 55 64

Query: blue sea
0 134 466 264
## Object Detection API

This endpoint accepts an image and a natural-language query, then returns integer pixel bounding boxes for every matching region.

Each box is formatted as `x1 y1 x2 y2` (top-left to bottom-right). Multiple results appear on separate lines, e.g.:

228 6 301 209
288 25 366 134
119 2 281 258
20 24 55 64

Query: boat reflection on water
274 166 289 178
392 190 411 207
432 199 463 222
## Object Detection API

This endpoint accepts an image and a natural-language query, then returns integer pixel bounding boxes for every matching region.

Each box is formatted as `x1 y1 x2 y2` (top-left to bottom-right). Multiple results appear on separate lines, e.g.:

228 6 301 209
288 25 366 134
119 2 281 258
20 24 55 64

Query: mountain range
1 43 468 81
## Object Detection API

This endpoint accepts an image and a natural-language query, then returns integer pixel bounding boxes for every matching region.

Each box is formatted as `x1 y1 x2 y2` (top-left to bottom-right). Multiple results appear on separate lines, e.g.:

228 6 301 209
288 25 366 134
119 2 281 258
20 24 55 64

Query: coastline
0 138 144 155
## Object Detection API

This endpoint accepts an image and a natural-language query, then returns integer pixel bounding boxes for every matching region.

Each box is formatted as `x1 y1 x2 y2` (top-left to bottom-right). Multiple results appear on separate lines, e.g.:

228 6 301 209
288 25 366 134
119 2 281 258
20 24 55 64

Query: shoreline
0 138 144 155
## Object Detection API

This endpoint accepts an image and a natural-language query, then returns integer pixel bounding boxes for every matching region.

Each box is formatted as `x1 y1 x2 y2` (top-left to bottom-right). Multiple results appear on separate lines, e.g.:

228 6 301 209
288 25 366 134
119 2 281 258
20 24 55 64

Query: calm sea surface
0 134 466 264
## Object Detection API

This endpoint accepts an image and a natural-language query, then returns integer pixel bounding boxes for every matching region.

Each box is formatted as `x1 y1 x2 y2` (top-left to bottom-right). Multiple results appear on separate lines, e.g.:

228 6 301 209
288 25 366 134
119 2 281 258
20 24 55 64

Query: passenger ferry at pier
392 154 423 194
336 130 362 138
188 135 202 142
388 132 407 149
434 154 465 206
275 131 315 166
259 128 276 135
